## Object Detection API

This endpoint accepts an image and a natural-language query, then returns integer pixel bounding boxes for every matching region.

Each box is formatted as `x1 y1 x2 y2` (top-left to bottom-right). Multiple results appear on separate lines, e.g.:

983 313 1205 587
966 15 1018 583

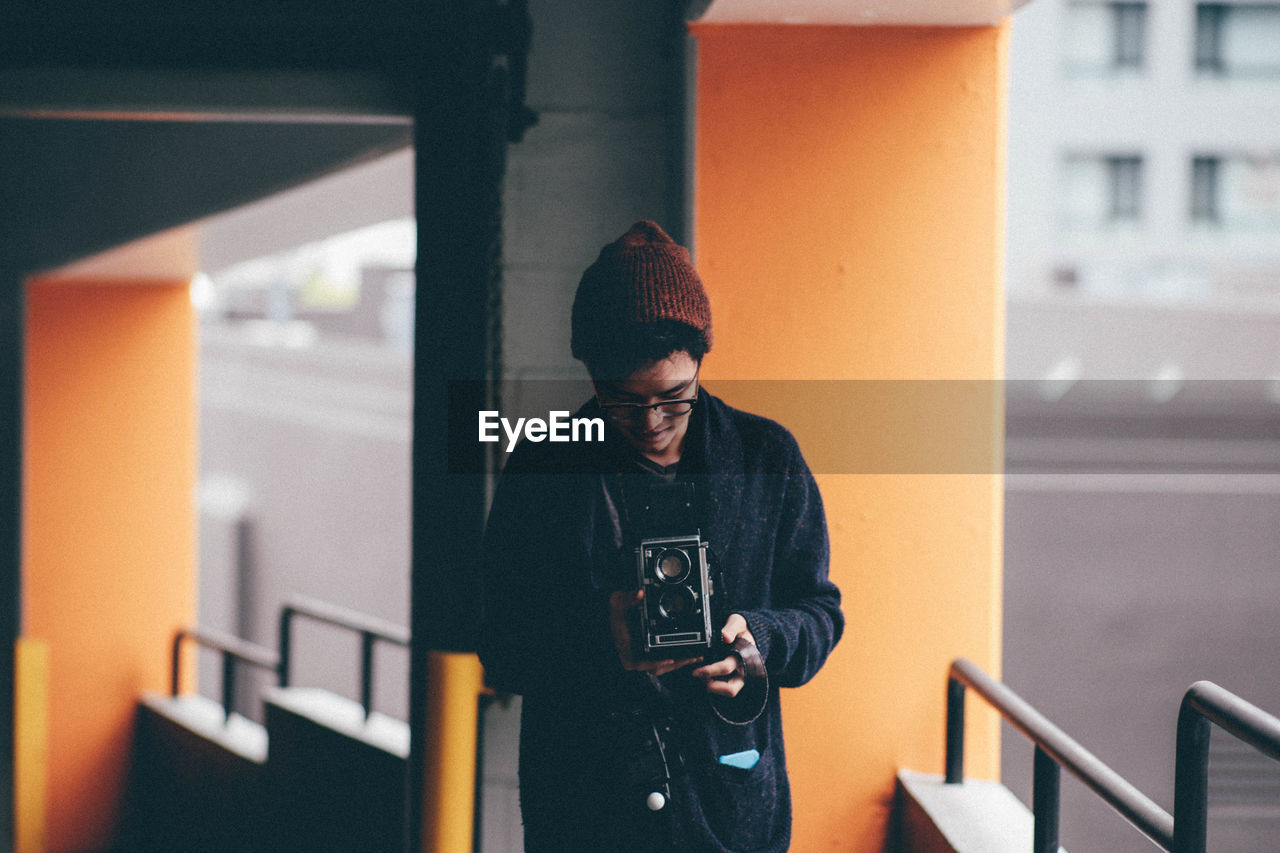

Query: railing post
220 650 236 722
946 675 966 783
171 631 185 697
360 630 375 721
1172 703 1211 853
1033 745 1061 853
279 606 293 688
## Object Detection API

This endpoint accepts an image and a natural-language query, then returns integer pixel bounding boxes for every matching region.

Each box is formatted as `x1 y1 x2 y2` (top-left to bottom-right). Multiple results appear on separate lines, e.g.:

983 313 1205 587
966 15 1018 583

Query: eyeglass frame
595 375 700 421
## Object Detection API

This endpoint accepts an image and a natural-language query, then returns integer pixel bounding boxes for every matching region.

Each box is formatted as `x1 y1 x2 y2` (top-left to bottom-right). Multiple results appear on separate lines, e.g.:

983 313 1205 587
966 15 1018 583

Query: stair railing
945 657 1280 853
278 595 411 720
171 627 281 721
170 597 411 724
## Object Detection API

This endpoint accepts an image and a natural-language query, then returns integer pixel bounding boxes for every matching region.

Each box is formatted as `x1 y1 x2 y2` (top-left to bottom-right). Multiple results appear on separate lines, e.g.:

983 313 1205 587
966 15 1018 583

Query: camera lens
658 587 694 619
659 553 684 579
653 549 690 583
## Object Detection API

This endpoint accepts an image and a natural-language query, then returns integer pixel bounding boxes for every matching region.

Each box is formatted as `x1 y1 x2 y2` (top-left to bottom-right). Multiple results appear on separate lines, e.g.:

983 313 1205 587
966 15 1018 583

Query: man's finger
721 613 755 648
627 658 674 672
626 656 700 675
703 676 744 698
691 656 740 680
639 657 701 676
720 613 746 642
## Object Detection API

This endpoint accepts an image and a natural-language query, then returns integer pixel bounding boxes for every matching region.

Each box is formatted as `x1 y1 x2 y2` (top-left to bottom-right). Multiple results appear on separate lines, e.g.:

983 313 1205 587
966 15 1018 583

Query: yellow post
420 651 485 853
14 637 49 853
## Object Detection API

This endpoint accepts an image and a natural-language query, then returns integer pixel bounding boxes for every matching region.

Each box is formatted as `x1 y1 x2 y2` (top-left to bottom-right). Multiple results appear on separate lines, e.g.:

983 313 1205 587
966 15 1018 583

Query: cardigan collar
581 391 748 600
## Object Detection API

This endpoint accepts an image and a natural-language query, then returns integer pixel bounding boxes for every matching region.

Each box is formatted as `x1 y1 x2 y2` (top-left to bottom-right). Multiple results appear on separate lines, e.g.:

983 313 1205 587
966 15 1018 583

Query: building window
1108 156 1143 219
1113 3 1147 68
1191 157 1220 222
1189 153 1280 230
1061 153 1145 228
1195 3 1280 77
1064 1 1148 76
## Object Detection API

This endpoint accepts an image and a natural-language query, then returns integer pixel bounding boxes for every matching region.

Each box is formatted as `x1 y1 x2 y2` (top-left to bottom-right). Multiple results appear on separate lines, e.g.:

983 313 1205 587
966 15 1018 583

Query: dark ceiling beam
0 69 411 125
0 118 413 274
0 1 432 71
0 1 445 273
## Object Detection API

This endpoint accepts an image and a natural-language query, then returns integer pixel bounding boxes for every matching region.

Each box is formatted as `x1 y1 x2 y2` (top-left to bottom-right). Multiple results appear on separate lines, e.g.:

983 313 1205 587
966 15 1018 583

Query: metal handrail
946 658 1280 853
171 627 280 722
946 657 1175 852
1173 680 1280 853
278 595 411 720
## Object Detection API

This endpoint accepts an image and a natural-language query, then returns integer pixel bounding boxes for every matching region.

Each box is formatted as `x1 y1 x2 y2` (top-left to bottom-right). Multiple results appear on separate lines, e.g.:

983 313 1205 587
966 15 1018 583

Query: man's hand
691 614 756 698
608 590 700 677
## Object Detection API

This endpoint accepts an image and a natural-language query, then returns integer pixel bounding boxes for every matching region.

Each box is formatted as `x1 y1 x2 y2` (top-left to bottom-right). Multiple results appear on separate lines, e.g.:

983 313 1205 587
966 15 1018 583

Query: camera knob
646 791 667 811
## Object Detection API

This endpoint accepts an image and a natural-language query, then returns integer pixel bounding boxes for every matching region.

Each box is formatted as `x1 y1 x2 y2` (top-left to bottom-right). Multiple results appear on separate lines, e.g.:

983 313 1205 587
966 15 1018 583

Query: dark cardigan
478 391 843 853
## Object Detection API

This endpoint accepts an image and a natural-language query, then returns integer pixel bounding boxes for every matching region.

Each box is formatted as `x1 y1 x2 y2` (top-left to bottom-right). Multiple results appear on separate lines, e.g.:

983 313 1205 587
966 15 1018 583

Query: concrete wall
894 770 1048 853
500 0 682 379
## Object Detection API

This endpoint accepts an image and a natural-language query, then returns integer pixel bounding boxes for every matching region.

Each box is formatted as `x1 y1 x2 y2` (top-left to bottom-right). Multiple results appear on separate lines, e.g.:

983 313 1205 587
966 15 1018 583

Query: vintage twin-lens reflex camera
635 533 715 658
629 480 720 660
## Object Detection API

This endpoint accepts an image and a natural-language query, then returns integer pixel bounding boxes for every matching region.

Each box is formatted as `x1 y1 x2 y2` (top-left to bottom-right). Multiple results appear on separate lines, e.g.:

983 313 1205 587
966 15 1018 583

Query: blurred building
1008 0 1280 308
1003 2 1280 850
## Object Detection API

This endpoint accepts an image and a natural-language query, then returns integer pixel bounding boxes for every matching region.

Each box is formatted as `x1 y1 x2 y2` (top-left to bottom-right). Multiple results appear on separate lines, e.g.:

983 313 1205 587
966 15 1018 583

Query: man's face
593 350 700 464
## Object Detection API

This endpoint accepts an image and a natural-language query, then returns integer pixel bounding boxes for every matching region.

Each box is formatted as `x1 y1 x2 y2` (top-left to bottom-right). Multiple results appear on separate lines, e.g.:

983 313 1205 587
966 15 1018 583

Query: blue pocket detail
717 748 760 770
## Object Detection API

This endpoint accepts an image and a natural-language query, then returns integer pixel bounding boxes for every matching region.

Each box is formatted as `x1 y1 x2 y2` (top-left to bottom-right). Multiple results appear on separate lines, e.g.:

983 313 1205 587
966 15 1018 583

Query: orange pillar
692 23 1007 850
24 276 197 852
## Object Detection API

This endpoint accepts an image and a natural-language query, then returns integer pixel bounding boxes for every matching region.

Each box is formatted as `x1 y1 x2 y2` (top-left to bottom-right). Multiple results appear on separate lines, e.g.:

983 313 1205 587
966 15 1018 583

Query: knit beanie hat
570 220 713 361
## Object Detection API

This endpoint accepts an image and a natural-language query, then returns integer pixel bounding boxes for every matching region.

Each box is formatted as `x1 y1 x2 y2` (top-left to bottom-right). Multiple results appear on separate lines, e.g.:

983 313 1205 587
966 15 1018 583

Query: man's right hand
608 589 701 677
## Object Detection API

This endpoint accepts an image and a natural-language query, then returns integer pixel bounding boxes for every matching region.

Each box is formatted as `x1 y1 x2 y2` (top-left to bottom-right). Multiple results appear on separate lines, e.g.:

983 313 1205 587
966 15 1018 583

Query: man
479 221 843 852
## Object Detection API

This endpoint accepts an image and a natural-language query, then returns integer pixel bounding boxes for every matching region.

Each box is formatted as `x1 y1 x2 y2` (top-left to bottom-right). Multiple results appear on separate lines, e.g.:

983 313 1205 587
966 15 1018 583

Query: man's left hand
691 614 756 698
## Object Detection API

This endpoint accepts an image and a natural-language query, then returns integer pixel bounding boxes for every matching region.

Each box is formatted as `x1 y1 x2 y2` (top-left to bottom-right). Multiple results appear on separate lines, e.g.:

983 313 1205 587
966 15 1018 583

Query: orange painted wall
692 23 1007 851
24 278 197 852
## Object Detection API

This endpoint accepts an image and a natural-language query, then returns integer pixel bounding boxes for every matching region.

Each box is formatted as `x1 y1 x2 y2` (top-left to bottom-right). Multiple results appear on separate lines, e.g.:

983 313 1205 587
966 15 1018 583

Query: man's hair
580 320 710 381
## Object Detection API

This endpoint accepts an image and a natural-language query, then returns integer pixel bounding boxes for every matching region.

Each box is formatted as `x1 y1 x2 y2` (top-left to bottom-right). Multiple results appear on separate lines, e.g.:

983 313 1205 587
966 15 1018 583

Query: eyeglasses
598 390 699 421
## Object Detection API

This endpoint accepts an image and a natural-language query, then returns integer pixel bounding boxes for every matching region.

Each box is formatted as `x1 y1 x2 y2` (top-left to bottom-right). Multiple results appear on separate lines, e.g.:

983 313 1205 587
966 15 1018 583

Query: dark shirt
478 391 844 853
630 452 678 481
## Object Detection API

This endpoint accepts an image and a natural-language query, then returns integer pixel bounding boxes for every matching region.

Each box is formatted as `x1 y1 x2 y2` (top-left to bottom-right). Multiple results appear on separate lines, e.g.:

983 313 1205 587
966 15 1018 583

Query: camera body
635 533 716 659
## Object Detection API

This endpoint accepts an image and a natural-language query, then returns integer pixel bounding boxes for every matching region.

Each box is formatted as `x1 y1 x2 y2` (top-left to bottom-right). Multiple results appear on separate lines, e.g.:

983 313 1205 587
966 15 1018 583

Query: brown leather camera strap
711 636 768 726
731 636 766 681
